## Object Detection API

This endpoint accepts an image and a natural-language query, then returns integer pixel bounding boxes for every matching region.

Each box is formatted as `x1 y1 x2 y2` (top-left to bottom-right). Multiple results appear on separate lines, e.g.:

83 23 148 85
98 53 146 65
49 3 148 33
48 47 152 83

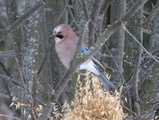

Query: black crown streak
56 35 64 39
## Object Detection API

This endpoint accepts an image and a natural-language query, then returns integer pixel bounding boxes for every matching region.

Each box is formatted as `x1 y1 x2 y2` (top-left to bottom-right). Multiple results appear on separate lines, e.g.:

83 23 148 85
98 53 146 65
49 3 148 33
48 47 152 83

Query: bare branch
0 60 14 78
79 0 90 20
37 39 54 76
121 0 147 22
38 102 55 120
0 59 28 93
2 78 12 99
0 50 15 58
93 22 126 89
0 59 14 99
85 0 147 59
67 6 79 28
54 0 148 101
54 0 70 26
14 57 26 87
0 74 25 89
89 0 104 45
141 1 159 27
0 1 45 38
141 102 159 119
0 114 20 120
124 26 159 64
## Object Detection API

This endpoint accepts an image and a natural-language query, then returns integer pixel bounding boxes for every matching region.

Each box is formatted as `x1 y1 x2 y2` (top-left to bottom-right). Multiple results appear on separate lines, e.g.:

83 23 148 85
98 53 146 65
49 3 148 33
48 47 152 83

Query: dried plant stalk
63 72 124 120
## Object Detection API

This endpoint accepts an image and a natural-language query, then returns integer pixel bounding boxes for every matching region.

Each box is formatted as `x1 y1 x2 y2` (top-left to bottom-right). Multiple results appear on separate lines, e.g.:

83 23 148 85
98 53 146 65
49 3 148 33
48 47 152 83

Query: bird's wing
80 46 104 71
91 56 105 71
79 46 116 91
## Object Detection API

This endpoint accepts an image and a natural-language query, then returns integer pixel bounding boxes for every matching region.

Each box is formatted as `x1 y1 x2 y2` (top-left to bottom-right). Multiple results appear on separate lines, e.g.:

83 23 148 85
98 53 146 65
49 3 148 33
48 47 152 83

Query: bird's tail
96 73 116 91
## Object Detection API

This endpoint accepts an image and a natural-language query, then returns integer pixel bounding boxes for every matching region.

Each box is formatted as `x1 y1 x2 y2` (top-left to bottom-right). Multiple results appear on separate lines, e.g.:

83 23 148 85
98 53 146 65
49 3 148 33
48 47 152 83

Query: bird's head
51 24 77 43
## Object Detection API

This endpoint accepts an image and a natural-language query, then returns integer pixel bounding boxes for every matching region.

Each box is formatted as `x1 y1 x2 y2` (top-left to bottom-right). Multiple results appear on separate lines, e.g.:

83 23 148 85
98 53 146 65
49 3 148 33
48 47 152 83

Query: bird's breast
55 40 77 69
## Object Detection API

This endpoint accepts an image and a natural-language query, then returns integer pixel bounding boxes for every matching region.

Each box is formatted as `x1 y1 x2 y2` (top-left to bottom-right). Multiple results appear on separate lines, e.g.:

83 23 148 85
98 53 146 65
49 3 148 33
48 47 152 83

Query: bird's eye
58 31 62 34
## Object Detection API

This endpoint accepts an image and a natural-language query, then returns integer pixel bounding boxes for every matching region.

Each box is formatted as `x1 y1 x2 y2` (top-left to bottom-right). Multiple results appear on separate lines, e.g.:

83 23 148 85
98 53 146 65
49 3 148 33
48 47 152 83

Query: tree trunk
108 0 126 86
5 0 23 66
20 0 43 119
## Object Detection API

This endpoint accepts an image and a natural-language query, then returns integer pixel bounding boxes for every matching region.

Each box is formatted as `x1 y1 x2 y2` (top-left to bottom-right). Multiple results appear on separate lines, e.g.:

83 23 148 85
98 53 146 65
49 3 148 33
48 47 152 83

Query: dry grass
63 72 124 120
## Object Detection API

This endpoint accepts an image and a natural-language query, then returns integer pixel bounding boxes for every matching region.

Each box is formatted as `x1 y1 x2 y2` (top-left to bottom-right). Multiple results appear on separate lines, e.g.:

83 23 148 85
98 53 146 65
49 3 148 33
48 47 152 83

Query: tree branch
141 0 159 27
54 0 70 26
124 26 159 64
0 114 20 120
54 0 148 101
38 102 55 120
141 102 159 119
0 50 15 58
0 60 14 78
67 5 79 28
121 0 147 22
0 74 25 89
87 0 148 57
0 1 45 38
89 0 104 46
0 59 26 89
79 0 90 20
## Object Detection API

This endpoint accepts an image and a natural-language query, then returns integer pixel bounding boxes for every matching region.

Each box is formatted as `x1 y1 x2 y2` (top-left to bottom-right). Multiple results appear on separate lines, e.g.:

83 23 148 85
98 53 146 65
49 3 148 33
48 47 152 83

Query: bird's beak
49 35 56 39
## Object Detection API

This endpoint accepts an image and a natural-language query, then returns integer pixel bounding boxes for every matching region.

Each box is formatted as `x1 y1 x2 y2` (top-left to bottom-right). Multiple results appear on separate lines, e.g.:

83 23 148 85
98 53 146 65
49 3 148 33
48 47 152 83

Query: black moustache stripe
56 35 64 39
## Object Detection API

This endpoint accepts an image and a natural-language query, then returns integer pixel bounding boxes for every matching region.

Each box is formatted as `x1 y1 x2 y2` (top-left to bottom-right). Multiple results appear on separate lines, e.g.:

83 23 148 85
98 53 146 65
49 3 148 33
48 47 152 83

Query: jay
51 24 116 91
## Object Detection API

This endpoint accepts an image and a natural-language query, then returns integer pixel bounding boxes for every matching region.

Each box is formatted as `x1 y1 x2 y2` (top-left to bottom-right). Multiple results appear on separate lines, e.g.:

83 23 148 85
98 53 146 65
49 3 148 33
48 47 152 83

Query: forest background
0 0 159 120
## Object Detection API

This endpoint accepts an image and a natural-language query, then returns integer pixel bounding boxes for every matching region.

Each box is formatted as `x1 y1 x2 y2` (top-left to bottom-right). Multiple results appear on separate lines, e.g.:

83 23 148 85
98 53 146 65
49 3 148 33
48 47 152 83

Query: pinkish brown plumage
53 24 79 69
52 24 116 91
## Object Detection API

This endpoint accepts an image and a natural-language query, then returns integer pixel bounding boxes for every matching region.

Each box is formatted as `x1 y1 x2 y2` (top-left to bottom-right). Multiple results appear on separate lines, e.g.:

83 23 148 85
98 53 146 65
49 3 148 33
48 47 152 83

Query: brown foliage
63 72 124 120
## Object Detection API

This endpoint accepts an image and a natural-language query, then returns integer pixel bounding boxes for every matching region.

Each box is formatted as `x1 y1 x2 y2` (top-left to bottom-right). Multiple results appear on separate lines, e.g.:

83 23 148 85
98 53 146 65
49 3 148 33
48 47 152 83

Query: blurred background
0 0 159 120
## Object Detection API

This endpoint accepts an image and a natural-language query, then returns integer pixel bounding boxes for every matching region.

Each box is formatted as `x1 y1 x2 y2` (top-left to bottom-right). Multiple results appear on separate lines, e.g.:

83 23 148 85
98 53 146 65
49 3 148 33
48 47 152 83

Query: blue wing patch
81 47 88 53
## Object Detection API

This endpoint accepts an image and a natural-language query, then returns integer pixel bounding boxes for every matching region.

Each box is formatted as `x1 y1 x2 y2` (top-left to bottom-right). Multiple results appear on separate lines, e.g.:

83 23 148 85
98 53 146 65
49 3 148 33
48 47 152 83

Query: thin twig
124 25 159 64
91 20 126 89
0 74 25 89
38 102 55 120
14 57 26 87
121 102 137 116
0 60 22 87
141 102 159 119
0 60 14 78
0 50 15 58
0 114 20 120
121 0 147 22
101 0 114 19
2 78 12 99
37 38 53 75
100 53 142 70
141 1 159 27
35 97 45 107
54 0 148 101
84 1 149 58
67 5 79 28
79 0 90 20
55 0 70 26
89 0 104 40
0 1 45 38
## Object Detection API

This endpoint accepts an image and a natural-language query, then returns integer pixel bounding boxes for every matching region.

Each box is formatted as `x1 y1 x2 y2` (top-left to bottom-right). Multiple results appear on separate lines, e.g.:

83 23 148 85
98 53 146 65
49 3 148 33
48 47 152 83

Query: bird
51 24 116 91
